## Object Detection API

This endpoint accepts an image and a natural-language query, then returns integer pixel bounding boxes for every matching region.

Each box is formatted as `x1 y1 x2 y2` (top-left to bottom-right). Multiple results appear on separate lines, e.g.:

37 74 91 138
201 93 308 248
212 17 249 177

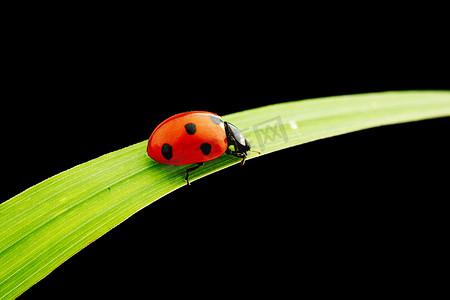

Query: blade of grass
1 90 450 299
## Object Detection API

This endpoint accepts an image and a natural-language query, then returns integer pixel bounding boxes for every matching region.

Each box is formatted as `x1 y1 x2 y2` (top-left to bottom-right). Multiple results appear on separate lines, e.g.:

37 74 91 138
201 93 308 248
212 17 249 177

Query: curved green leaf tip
1 90 450 299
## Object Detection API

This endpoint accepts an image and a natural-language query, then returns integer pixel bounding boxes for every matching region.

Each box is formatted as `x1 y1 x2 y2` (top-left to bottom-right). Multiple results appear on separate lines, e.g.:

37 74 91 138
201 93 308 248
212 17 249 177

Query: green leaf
1 90 450 299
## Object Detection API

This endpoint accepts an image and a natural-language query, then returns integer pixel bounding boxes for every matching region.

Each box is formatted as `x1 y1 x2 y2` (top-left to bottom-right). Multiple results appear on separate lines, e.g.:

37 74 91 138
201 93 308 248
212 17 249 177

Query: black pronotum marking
200 143 212 155
184 123 197 135
161 143 173 160
209 115 223 125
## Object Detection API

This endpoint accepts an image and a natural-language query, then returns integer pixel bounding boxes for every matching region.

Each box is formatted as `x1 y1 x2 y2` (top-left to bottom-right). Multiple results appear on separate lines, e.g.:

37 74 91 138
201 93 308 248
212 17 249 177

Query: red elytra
147 111 258 185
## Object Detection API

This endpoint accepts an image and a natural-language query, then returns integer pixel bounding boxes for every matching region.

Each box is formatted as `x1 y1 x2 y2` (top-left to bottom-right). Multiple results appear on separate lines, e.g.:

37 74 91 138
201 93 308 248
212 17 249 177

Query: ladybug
147 111 259 185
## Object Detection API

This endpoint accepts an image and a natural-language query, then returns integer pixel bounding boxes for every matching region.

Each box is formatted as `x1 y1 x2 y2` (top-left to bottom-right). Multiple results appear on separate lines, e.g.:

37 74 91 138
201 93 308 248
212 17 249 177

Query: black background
2 7 449 298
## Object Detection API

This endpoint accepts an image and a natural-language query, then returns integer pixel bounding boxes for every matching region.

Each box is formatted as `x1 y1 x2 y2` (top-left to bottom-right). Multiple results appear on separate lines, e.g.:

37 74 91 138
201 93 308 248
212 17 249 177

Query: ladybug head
224 122 253 164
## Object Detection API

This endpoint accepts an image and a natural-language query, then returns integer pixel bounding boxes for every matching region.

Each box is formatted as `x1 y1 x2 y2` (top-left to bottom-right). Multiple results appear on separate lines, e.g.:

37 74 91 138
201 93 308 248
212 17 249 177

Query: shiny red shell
147 111 228 165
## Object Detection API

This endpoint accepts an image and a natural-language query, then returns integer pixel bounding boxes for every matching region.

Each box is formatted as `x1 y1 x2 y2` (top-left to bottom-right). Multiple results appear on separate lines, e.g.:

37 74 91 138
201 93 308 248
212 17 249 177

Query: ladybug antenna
249 149 261 155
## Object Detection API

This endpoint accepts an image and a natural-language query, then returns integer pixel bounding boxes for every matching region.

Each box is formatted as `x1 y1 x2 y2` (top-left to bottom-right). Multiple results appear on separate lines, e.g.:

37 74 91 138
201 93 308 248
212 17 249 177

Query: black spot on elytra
200 143 212 155
209 115 223 125
161 143 173 160
184 123 197 135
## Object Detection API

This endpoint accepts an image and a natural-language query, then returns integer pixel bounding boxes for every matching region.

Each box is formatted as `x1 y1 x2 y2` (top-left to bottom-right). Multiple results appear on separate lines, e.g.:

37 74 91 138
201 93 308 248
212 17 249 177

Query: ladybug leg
240 152 248 166
185 162 204 186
